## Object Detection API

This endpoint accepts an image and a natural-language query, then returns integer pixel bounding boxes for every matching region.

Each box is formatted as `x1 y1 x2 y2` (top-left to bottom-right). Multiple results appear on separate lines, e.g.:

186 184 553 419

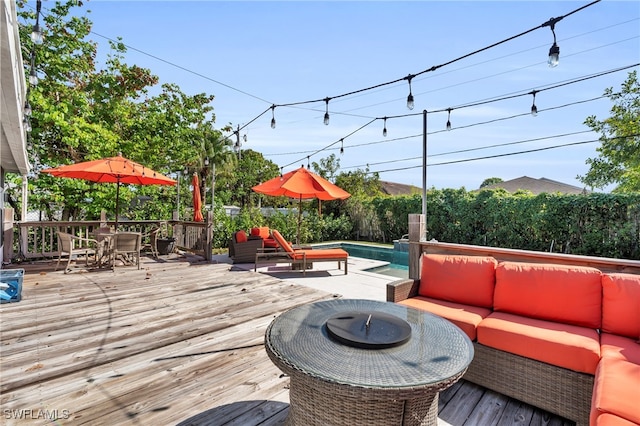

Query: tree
480 177 503 188
219 149 280 208
580 71 640 192
15 1 225 222
311 154 340 182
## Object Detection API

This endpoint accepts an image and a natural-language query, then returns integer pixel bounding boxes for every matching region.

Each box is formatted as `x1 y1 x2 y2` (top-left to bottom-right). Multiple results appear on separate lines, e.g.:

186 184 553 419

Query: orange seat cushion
596 413 640 426
235 230 247 243
263 238 279 249
291 249 347 260
399 296 491 340
477 311 600 374
418 254 497 308
493 262 602 329
600 333 640 365
591 356 640 425
602 273 640 339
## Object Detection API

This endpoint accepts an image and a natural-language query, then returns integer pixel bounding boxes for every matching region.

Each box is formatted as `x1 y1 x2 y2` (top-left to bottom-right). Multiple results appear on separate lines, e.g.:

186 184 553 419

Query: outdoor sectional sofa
387 253 640 426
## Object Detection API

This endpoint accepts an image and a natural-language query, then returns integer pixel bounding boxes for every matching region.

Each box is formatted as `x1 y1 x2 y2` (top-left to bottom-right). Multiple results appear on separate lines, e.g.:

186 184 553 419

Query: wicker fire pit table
265 299 474 426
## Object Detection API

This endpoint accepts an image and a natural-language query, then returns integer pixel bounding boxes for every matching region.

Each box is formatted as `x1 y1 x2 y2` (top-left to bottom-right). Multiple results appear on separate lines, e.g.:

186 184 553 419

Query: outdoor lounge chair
229 230 263 264
260 230 348 276
55 231 98 273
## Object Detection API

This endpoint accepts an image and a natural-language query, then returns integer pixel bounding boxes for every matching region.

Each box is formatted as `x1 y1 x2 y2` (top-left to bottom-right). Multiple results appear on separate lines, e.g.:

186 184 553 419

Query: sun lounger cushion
601 273 640 339
398 296 491 340
290 248 348 261
418 254 497 308
493 262 603 329
591 355 640 425
477 311 601 374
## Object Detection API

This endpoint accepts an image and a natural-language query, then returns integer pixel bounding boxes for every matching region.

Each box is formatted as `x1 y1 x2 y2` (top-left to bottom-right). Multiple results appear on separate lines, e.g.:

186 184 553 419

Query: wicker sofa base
464 343 593 426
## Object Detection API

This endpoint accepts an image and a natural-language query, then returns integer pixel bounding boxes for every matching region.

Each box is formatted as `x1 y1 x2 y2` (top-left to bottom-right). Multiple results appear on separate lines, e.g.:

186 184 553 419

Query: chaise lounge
255 230 349 275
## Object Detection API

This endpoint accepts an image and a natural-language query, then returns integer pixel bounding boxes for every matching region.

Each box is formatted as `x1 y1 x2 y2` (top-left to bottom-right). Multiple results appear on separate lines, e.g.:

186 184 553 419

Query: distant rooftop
480 176 591 195
380 181 421 196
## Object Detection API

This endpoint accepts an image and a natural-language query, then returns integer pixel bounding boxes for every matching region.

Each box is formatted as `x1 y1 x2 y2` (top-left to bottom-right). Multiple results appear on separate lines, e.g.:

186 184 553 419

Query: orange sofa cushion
235 230 247 243
600 333 640 365
591 356 640 425
418 254 497 308
493 262 602 329
477 311 601 374
596 413 640 426
399 296 491 340
602 273 640 339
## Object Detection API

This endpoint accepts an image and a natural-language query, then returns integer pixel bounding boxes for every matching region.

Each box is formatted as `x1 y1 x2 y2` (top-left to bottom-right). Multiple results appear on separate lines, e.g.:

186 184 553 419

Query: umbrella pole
297 195 302 246
115 179 120 230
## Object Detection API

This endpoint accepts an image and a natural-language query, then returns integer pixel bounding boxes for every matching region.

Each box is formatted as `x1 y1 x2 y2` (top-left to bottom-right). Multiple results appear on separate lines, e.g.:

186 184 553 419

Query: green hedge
367 189 640 260
222 190 640 260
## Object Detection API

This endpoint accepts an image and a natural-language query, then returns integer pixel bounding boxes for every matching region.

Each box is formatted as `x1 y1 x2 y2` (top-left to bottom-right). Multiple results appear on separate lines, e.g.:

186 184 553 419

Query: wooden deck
0 254 573 425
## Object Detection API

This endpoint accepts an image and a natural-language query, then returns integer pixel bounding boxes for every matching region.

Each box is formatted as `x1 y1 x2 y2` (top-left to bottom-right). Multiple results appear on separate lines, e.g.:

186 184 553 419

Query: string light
340 139 344 155
29 55 38 86
31 0 43 45
530 90 538 116
270 105 276 129
543 16 563 67
405 74 415 110
323 98 330 125
24 100 32 117
23 117 31 132
382 117 388 137
446 109 452 131
307 156 310 168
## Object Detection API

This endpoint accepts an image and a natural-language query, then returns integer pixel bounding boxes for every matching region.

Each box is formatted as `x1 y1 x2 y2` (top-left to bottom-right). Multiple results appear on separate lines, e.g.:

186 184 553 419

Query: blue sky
62 1 640 190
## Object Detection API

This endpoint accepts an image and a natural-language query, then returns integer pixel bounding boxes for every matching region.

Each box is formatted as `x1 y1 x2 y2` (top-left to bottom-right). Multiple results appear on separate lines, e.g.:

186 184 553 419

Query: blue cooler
0 268 24 303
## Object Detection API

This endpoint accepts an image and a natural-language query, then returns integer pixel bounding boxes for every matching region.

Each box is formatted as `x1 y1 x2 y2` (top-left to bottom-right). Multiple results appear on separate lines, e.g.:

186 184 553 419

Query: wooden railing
8 213 213 262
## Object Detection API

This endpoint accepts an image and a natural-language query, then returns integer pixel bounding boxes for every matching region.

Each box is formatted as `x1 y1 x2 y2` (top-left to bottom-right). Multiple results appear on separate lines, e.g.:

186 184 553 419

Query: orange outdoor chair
268 230 348 275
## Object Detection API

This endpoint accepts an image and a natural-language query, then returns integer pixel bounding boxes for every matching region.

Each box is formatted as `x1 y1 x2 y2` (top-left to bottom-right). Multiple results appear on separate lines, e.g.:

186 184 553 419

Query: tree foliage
580 71 640 192
14 0 231 222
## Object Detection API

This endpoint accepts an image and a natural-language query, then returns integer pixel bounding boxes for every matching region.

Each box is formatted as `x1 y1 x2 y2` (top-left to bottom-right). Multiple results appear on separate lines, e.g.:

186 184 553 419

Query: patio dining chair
55 231 98 274
111 232 142 271
142 227 160 259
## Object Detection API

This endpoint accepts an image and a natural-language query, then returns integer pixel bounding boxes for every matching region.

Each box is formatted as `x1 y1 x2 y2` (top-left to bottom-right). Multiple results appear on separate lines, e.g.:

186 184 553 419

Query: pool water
318 242 409 278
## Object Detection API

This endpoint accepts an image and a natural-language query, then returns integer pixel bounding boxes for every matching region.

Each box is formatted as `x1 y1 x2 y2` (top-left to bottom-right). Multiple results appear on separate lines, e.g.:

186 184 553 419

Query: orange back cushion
418 254 497 308
250 227 270 239
601 273 640 339
493 262 602 329
271 230 294 253
235 230 247 243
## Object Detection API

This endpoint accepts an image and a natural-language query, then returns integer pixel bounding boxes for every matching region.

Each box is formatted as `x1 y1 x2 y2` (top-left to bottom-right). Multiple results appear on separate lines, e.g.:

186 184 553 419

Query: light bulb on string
340 139 344 155
323 98 330 125
530 91 538 116
270 105 276 129
543 17 562 67
446 109 452 131
382 117 388 137
406 75 415 110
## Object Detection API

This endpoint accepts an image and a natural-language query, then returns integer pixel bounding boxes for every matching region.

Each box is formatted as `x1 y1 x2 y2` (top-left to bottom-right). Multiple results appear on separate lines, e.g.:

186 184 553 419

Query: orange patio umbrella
42 153 176 229
252 166 350 244
192 173 203 222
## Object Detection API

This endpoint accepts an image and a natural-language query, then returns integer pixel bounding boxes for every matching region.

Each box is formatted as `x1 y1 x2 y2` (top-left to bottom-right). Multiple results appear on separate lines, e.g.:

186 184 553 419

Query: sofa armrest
386 279 420 302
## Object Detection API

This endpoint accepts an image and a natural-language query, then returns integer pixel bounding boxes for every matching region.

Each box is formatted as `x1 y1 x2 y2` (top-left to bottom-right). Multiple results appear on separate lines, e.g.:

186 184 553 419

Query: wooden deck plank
0 257 575 425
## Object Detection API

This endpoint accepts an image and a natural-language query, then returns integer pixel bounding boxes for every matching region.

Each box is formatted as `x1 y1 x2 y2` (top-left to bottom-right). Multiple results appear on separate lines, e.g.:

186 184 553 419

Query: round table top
265 299 474 389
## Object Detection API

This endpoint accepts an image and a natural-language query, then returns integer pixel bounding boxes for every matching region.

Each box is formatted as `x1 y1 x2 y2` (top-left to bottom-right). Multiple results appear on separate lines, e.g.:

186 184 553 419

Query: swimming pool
317 242 409 278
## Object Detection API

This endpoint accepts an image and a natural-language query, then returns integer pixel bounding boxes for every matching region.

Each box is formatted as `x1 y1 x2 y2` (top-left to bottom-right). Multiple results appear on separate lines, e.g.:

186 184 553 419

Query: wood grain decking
0 255 573 425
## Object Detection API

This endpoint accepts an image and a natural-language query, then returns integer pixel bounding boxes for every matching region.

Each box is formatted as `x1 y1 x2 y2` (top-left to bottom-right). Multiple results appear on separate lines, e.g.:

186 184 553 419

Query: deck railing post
408 214 425 280
205 211 213 261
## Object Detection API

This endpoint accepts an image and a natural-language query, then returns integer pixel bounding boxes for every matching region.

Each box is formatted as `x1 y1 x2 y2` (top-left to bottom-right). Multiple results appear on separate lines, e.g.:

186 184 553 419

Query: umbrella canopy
252 166 350 244
42 153 176 228
192 173 203 222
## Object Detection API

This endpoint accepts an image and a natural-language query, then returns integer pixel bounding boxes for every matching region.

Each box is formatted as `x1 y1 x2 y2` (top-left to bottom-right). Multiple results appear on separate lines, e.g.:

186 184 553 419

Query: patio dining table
265 298 474 426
